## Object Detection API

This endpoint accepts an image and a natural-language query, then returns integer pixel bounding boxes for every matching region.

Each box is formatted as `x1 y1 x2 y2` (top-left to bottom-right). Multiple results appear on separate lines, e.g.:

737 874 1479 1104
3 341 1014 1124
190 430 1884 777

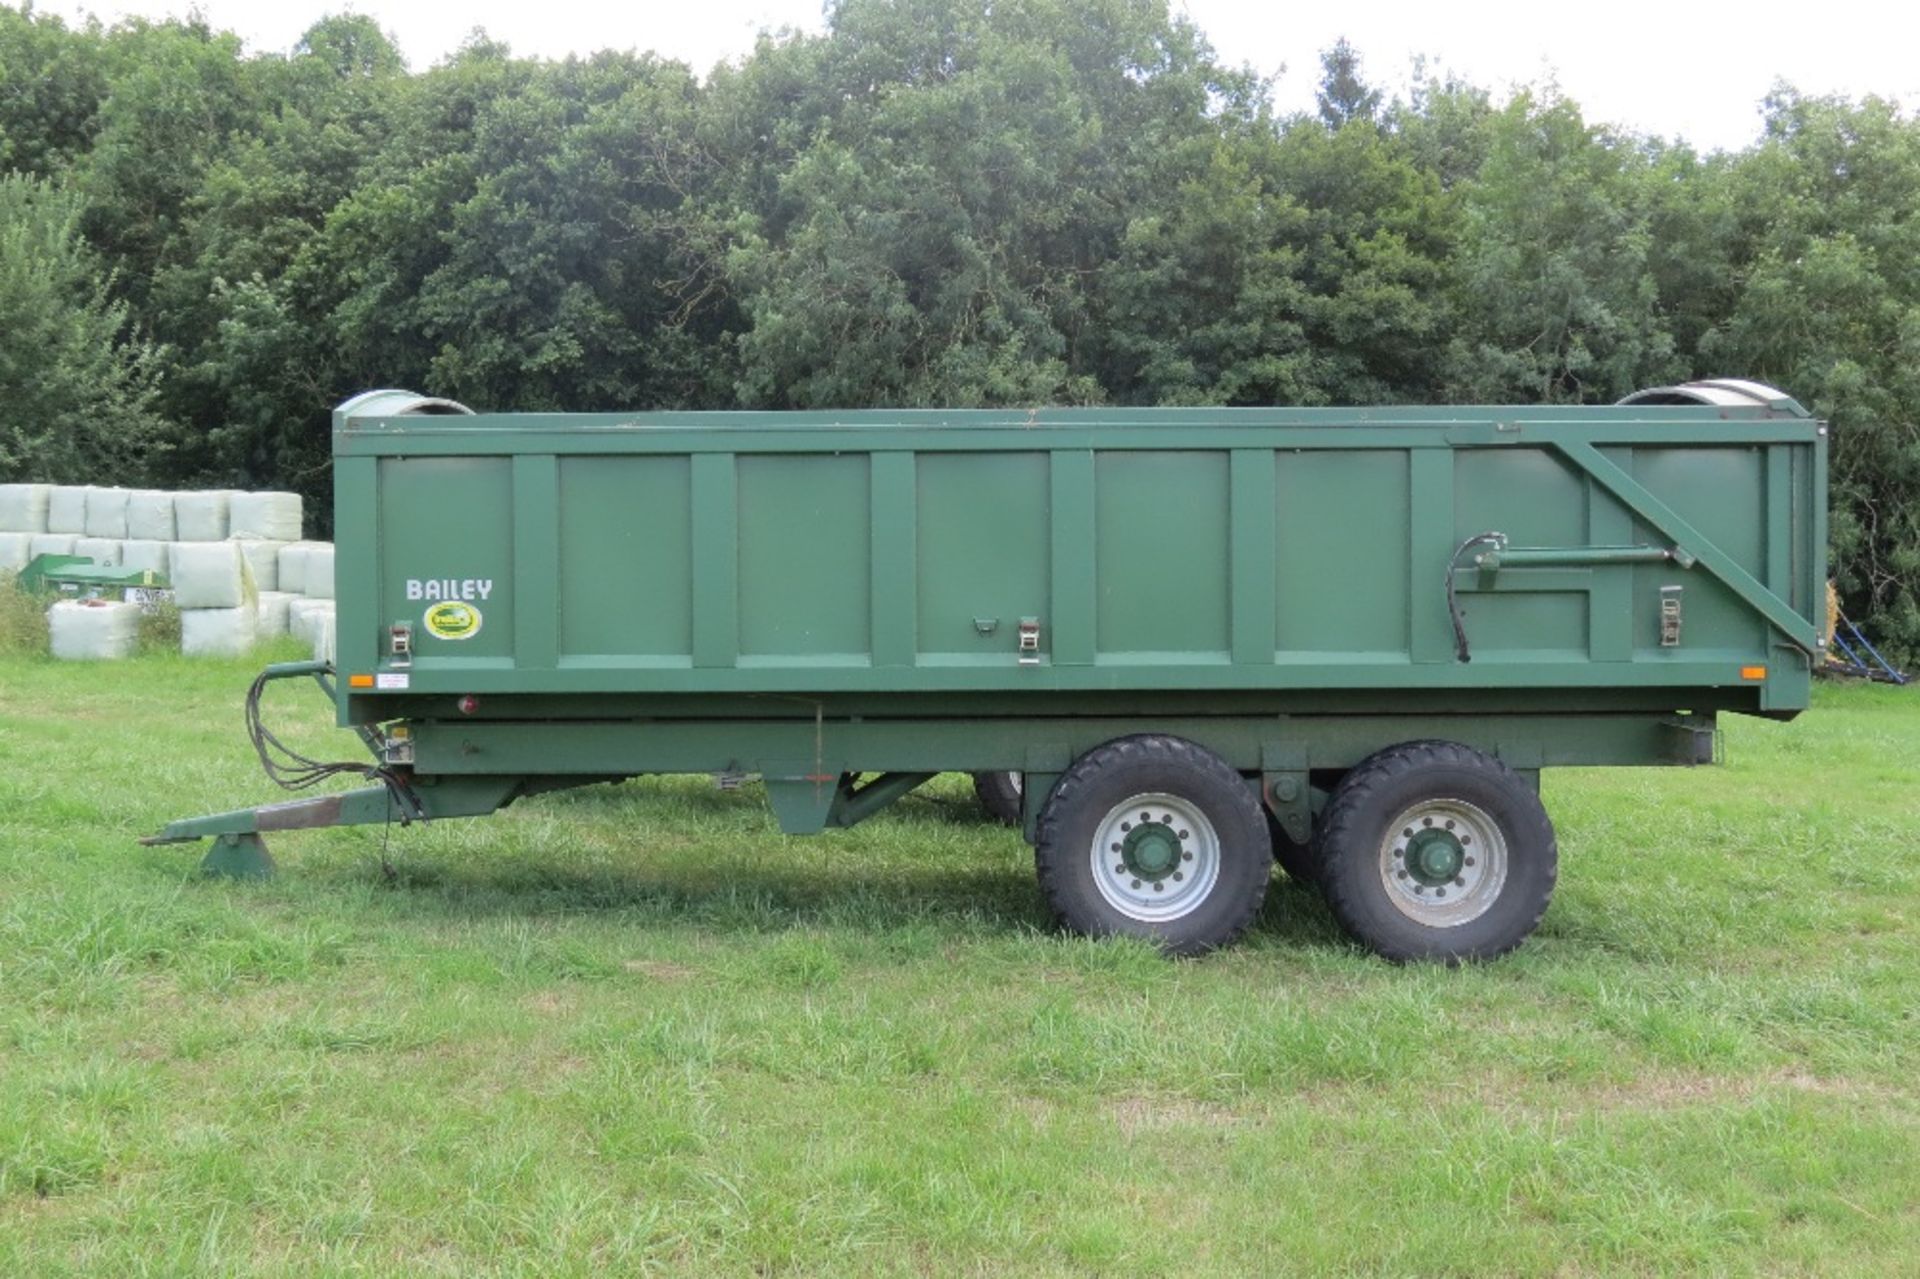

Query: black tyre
972 771 1024 826
1267 812 1320 885
1318 741 1556 963
1034 735 1269 956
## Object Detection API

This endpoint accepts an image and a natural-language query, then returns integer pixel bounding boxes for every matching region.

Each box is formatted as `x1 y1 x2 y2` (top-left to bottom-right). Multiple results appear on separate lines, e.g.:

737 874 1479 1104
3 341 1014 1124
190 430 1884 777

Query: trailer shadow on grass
320 854 1346 948
268 783 1353 955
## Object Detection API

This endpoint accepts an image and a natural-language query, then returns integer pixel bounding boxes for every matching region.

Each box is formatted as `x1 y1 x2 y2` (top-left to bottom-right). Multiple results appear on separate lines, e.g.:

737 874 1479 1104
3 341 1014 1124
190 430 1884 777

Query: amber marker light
348 674 374 688
1740 666 1767 681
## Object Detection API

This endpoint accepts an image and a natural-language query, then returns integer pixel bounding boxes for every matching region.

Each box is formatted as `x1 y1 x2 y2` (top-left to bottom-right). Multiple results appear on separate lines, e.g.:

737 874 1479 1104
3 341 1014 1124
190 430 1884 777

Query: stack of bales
167 490 307 656
1 481 337 664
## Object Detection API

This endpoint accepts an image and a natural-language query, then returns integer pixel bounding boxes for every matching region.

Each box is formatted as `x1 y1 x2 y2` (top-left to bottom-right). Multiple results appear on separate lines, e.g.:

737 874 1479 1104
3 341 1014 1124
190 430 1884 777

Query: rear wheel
1317 741 1556 963
972 770 1024 826
1034 735 1269 956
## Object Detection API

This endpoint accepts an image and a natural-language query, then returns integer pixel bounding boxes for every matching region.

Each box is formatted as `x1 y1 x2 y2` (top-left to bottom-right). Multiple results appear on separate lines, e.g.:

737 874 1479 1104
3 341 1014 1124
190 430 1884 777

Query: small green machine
149 380 1828 961
20 553 170 602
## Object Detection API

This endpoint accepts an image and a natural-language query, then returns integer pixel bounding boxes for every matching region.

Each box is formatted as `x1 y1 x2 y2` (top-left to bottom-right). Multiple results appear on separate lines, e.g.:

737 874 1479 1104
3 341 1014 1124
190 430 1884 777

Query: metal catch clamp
1018 617 1041 665
1659 586 1683 647
389 622 413 667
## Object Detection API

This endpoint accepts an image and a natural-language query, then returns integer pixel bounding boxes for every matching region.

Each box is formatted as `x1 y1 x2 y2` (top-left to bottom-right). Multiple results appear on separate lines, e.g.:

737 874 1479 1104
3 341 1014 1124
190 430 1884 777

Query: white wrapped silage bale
83 486 130 537
255 591 295 638
304 544 335 599
0 532 33 572
228 491 303 542
29 532 79 559
47 486 88 534
235 539 286 592
120 540 170 578
287 598 328 645
277 542 320 595
311 608 337 664
169 540 253 609
73 537 122 566
174 490 239 541
125 490 176 541
181 604 258 657
0 484 51 532
49 599 141 661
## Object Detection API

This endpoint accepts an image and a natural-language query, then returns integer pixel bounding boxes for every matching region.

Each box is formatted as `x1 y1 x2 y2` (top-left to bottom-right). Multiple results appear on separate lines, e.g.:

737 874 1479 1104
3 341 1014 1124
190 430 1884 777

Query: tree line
1 0 1916 657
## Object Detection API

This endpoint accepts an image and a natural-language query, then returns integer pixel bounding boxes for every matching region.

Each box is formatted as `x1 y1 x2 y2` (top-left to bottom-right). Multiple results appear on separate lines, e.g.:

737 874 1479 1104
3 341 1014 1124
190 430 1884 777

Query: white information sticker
375 673 411 691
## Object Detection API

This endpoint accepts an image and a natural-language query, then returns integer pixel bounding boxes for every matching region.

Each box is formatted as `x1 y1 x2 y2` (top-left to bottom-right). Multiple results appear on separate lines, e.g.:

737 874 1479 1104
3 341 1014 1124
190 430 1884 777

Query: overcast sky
34 0 1920 153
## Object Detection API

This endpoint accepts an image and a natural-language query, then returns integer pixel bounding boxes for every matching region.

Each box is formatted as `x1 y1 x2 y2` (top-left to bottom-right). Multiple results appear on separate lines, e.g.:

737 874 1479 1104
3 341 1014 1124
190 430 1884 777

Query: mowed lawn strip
1 655 1915 1275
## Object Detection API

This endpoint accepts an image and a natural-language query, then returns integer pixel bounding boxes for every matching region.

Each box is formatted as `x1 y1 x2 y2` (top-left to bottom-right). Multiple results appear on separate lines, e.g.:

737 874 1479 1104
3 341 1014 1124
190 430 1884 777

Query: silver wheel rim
1378 798 1508 927
1089 792 1220 922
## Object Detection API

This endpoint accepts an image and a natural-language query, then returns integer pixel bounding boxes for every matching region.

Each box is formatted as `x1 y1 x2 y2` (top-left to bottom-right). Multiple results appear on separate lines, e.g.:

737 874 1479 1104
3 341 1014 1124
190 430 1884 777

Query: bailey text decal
406 578 494 602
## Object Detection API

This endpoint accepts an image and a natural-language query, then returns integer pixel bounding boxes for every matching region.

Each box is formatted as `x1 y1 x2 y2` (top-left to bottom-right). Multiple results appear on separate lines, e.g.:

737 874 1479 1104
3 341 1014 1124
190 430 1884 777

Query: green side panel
736 454 870 662
1631 448 1768 657
556 455 692 661
378 457 515 661
1454 449 1591 660
1275 450 1410 658
336 396 1823 720
1459 591 1590 659
916 452 1048 664
1454 448 1588 547
1095 451 1230 661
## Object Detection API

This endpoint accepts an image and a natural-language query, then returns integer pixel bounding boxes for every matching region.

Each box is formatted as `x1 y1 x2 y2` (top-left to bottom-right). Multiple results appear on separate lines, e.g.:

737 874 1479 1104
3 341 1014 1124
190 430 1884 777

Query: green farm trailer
149 380 1828 960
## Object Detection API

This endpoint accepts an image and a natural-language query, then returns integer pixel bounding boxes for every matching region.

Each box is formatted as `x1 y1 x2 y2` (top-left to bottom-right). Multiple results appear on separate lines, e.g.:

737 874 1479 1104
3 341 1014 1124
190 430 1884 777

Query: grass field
1 650 1915 1275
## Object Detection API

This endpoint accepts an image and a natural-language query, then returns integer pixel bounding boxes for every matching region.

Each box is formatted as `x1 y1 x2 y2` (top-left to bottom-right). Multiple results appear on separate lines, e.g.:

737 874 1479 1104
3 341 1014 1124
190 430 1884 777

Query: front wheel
972 771 1024 826
1317 741 1557 963
1034 735 1269 956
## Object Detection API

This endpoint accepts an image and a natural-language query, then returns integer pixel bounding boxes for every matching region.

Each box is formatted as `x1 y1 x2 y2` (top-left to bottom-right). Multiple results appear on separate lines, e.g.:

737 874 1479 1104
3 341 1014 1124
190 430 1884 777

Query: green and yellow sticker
424 600 483 641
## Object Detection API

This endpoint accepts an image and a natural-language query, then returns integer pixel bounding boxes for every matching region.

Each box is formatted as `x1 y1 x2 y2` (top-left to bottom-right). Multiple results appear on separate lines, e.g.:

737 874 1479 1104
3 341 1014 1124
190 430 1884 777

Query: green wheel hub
1121 823 1183 878
1404 828 1465 885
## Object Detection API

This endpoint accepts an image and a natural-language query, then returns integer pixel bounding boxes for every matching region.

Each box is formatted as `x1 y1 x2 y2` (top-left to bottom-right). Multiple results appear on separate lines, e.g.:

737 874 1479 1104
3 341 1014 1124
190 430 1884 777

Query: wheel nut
1397 869 1408 879
1131 879 1142 889
1182 851 1193 862
1172 871 1183 882
1464 856 1476 867
1116 864 1127 874
1436 888 1447 898
1153 882 1164 892
1178 829 1190 840
1121 821 1132 831
1454 876 1465 887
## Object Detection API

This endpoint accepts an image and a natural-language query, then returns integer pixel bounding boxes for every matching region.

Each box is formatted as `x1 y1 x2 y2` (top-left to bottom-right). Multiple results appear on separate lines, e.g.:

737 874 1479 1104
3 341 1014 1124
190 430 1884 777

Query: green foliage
135 596 180 652
1316 36 1381 130
1 3 1918 654
0 572 49 654
0 174 165 482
